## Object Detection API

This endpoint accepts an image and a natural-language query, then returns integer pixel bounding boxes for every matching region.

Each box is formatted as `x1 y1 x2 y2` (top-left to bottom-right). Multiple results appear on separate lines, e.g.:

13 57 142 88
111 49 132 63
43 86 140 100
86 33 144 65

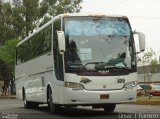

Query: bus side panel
15 53 56 103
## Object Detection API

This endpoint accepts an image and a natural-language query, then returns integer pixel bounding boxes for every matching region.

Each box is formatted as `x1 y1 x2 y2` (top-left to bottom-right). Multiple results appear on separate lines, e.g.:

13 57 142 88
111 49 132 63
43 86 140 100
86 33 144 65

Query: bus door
53 19 65 103
54 50 65 103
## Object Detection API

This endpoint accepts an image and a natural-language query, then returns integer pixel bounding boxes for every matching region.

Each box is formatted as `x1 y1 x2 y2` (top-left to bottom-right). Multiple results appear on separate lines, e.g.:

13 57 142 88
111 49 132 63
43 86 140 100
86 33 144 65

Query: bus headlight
123 81 137 90
65 82 84 90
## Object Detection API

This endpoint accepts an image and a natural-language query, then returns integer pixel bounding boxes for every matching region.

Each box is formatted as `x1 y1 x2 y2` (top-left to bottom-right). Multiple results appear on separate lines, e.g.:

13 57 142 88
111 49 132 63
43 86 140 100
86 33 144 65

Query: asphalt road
0 99 160 119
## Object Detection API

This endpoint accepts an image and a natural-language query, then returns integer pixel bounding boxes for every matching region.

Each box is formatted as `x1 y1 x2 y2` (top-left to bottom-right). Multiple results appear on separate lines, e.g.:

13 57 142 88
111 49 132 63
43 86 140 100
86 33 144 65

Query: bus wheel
103 104 116 113
48 87 60 114
23 90 31 109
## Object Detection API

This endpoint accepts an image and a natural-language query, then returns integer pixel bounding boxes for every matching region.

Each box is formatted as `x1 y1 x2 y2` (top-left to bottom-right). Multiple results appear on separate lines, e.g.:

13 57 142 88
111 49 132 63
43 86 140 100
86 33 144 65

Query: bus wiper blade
104 66 130 70
67 62 83 69
80 62 104 70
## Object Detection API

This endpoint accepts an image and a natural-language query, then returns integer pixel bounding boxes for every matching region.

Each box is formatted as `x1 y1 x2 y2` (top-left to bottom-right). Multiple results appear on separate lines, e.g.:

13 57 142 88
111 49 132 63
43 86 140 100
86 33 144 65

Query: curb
127 100 160 105
0 95 16 99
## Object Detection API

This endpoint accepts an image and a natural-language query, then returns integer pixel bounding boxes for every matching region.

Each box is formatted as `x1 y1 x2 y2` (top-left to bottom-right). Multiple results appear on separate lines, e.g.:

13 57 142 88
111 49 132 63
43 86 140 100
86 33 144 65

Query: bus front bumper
63 88 137 105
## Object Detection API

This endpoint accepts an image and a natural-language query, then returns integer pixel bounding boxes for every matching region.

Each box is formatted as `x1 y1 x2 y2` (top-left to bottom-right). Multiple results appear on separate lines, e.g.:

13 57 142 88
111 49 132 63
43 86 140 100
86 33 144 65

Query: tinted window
16 25 52 64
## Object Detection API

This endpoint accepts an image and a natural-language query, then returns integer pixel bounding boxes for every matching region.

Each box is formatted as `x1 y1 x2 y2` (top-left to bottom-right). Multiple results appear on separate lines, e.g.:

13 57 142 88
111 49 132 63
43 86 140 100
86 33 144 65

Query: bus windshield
64 16 135 72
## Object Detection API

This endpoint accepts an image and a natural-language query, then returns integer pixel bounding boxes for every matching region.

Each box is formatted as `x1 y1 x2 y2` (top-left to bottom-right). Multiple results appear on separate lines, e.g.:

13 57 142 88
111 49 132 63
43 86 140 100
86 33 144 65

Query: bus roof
59 13 127 17
16 13 128 47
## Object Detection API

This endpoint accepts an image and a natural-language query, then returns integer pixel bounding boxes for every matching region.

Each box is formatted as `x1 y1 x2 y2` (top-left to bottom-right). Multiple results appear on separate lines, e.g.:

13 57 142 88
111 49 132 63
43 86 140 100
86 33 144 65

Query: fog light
65 82 84 90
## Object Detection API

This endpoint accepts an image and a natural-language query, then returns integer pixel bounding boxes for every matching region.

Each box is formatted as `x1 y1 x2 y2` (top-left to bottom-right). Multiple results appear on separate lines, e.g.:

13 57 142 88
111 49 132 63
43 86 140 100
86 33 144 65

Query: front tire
48 87 60 114
103 104 116 112
23 89 39 109
23 90 31 109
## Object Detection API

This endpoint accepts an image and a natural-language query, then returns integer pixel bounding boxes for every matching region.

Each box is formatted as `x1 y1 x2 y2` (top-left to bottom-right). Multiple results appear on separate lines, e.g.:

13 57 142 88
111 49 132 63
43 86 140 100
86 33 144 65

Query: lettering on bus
117 78 125 83
98 70 110 75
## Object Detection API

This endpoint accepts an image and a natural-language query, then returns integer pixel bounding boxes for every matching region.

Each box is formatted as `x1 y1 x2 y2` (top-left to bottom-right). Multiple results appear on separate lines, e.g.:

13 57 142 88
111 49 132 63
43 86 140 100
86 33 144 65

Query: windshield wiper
95 61 130 69
80 62 104 70
103 66 131 70
67 62 83 69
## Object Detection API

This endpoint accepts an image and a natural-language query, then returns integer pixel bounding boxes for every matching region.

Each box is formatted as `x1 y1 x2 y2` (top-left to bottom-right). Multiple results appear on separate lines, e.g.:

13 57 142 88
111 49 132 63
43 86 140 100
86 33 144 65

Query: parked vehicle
138 84 151 96
137 85 144 96
150 84 160 96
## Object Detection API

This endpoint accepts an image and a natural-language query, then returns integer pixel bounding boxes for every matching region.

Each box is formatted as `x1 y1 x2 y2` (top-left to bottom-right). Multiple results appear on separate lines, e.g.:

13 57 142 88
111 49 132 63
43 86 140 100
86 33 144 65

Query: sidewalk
0 95 16 99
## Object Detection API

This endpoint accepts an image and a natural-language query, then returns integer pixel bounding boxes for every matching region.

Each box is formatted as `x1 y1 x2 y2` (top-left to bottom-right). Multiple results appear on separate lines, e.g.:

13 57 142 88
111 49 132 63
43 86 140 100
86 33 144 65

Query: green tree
0 39 19 95
0 2 17 44
0 0 82 42
141 48 158 84
0 59 10 81
150 58 158 74
0 58 11 95
0 39 19 75
12 0 82 38
41 0 82 16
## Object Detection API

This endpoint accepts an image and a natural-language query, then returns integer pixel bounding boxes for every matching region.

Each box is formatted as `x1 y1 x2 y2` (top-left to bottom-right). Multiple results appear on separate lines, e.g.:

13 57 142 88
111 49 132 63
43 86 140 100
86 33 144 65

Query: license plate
100 94 109 99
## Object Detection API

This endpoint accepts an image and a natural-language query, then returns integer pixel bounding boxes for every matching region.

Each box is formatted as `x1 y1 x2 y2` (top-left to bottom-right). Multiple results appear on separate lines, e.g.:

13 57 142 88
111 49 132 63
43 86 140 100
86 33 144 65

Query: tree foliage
0 39 19 93
0 59 10 81
150 58 158 73
0 2 17 44
0 0 82 42
140 48 159 83
142 49 158 74
0 39 19 75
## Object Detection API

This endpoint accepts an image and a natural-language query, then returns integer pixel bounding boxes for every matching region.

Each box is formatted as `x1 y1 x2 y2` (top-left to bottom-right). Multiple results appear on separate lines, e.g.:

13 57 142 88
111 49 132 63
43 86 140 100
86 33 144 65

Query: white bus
15 13 145 113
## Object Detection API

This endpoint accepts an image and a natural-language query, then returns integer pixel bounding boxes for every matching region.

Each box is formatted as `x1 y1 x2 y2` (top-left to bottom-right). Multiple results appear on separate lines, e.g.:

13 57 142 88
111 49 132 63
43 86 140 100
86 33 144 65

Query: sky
80 0 160 58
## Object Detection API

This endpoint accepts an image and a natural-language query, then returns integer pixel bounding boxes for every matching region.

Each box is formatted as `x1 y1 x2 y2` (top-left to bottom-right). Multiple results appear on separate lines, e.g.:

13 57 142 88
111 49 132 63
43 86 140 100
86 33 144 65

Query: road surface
0 99 160 119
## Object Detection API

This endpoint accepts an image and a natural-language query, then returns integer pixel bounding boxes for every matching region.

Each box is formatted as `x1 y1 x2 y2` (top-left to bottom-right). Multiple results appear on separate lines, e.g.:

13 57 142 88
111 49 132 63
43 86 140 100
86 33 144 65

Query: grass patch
128 96 160 105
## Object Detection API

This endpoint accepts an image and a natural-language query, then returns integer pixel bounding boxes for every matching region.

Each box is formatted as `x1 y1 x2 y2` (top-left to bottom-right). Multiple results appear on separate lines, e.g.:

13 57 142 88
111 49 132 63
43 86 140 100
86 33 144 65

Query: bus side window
16 46 23 64
53 19 64 81
44 26 51 52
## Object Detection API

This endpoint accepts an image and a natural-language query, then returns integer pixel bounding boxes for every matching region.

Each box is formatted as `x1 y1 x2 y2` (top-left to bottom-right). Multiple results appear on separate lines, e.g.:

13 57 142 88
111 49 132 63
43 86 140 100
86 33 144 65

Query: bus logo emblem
98 70 109 74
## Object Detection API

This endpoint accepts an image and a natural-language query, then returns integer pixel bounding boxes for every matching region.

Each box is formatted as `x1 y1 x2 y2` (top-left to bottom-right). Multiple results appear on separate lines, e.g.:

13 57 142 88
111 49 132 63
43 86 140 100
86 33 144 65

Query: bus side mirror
57 31 66 53
133 31 146 52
